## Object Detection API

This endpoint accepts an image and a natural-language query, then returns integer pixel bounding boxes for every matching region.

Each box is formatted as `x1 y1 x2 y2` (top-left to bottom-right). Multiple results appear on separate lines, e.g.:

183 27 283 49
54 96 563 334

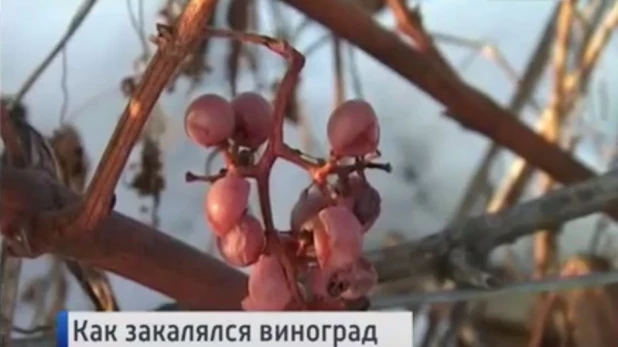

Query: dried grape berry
337 257 377 300
336 175 381 233
217 214 265 267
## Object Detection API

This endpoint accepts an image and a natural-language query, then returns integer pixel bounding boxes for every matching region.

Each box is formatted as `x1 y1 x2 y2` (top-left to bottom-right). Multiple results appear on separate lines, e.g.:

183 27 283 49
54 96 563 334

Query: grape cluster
184 92 383 311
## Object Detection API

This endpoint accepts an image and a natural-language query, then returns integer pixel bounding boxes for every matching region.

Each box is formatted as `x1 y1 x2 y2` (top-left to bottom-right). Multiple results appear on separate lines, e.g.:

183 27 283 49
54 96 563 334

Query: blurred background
1 0 618 346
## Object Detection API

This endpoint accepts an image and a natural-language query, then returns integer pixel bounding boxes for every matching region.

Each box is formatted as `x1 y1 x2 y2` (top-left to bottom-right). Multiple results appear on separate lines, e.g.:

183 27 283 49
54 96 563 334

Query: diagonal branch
369 166 618 283
0 167 247 311
533 0 576 279
385 0 457 77
280 0 618 221
486 0 618 215
53 0 219 237
372 270 618 308
5 160 618 311
451 3 560 221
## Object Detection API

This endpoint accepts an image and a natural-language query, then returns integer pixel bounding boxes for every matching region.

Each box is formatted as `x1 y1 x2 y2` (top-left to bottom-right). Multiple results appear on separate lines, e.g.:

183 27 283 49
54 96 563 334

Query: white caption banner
57 311 413 347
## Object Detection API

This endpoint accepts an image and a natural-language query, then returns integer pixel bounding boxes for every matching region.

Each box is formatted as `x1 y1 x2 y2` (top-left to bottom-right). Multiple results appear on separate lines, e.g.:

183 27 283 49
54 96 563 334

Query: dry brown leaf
48 125 90 193
226 0 260 96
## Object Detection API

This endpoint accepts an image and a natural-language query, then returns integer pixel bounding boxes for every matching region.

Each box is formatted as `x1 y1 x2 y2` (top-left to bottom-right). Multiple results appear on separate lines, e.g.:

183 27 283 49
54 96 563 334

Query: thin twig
370 165 618 283
451 2 560 222
332 35 345 106
386 0 457 77
46 0 219 236
371 270 618 308
528 3 577 343
11 0 99 105
430 31 543 112
345 43 365 99
485 0 618 216
533 0 575 280
574 0 611 67
58 48 70 124
126 0 151 60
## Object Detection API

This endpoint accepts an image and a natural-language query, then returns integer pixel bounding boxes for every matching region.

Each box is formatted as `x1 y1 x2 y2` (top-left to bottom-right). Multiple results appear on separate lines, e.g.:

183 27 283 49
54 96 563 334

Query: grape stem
202 28 391 309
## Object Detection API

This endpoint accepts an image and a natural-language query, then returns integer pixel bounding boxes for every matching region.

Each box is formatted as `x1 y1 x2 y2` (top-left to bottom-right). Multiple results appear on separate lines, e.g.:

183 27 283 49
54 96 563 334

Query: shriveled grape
217 214 265 267
336 175 381 233
305 266 330 299
311 257 377 300
312 206 363 268
327 99 380 157
243 255 293 311
205 174 250 236
337 257 377 300
231 92 273 148
290 186 329 233
185 94 235 147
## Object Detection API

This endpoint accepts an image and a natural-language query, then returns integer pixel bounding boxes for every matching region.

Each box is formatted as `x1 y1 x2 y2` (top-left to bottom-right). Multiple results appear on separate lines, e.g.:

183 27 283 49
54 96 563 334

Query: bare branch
11 0 99 105
52 0 219 238
369 166 618 283
4 144 618 314
452 3 560 222
486 0 618 215
534 0 576 274
371 270 618 308
0 167 247 310
280 0 618 221
385 0 457 77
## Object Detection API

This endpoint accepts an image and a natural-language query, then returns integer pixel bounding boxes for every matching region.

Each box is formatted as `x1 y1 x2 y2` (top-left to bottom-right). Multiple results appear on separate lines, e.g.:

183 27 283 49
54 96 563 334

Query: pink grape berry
185 94 236 147
312 206 364 269
205 174 250 236
243 255 293 311
290 187 329 233
231 92 273 149
217 214 265 267
327 99 380 157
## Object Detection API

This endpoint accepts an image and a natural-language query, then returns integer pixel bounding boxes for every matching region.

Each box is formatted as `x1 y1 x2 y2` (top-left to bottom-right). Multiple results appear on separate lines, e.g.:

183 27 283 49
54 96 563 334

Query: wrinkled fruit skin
231 92 273 149
327 99 380 157
243 255 293 311
312 206 364 269
306 257 376 301
217 214 265 267
336 257 377 300
185 94 235 147
205 174 250 236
